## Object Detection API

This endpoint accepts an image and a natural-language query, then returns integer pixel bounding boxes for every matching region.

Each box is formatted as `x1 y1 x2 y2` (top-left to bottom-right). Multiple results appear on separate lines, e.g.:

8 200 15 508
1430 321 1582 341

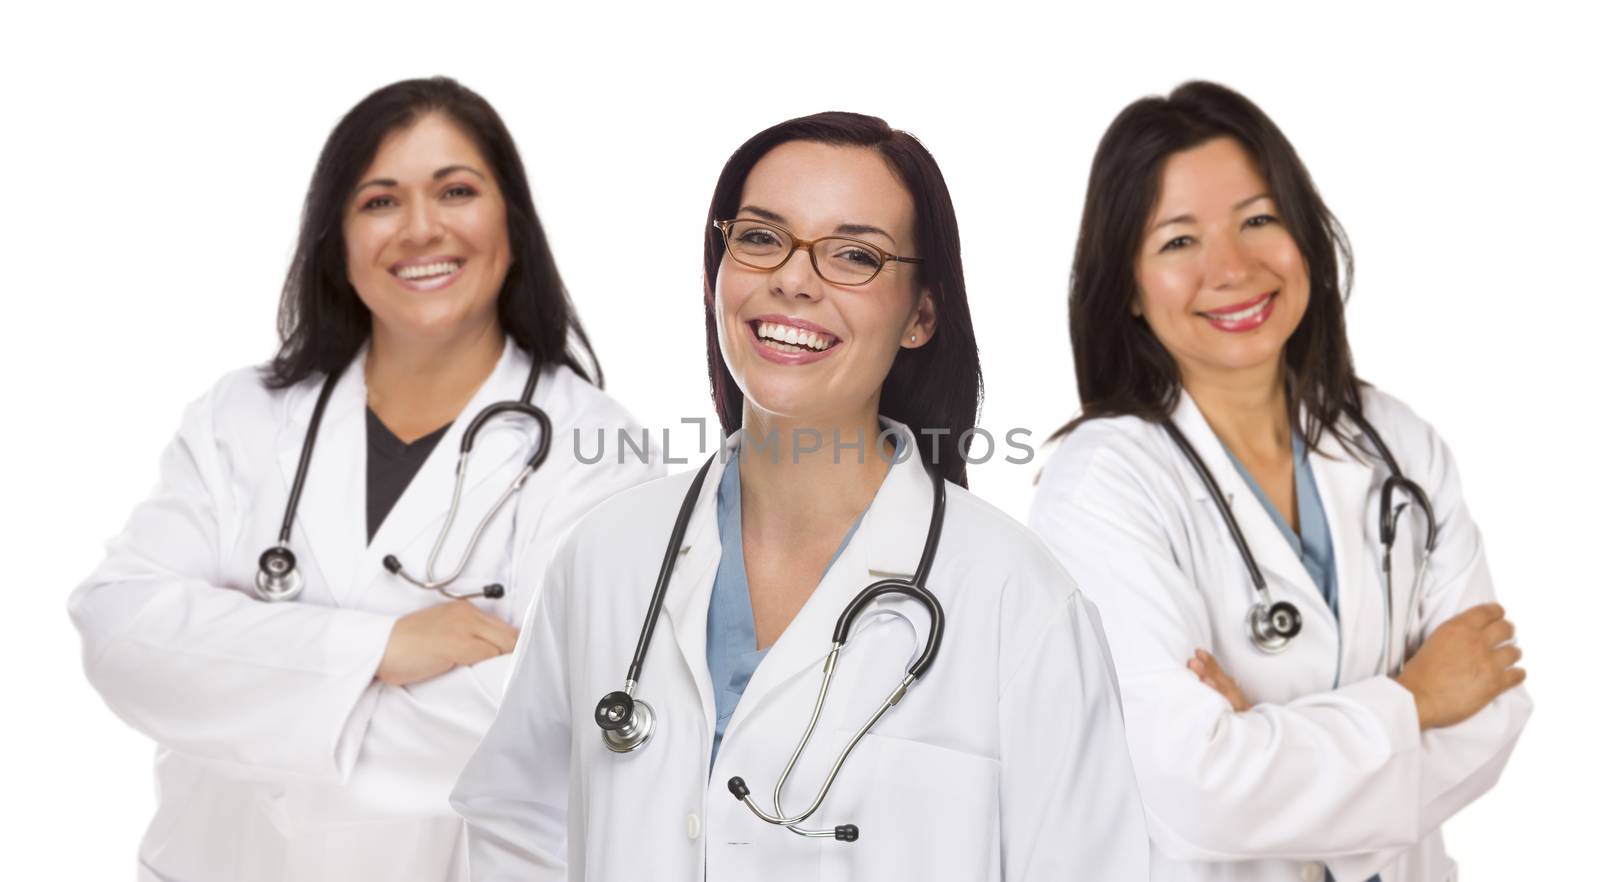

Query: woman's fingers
474 613 520 655
1189 649 1250 711
1490 643 1523 669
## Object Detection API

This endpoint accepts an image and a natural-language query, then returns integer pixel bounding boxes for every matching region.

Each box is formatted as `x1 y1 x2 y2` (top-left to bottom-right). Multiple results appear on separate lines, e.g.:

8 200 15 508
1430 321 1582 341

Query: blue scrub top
1221 432 1339 616
705 448 868 766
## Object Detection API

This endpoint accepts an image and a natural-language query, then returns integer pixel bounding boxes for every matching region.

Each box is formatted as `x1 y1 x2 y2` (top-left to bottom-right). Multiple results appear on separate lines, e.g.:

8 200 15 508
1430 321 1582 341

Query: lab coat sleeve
1324 405 1532 882
450 534 575 881
67 384 397 782
998 588 1151 881
1031 435 1425 862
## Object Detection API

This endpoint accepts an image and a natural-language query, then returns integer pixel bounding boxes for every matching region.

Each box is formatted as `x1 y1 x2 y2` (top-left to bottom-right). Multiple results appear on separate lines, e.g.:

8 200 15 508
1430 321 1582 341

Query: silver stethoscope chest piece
1246 599 1302 653
595 689 655 753
255 546 304 602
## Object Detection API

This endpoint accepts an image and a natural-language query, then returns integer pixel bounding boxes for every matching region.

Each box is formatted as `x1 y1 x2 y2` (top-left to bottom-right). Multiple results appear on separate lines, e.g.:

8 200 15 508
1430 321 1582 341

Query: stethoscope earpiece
383 403 551 601
255 546 304 602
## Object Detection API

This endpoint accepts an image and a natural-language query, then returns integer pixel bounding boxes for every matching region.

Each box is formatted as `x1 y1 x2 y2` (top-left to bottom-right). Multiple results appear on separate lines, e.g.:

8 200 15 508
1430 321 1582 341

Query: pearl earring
909 335 917 343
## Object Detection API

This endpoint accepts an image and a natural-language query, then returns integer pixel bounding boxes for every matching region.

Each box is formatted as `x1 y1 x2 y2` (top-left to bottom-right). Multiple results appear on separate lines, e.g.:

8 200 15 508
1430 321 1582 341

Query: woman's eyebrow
738 204 898 245
353 165 487 194
835 222 894 243
738 204 786 223
434 164 487 181
1152 193 1275 231
354 177 398 194
1234 192 1271 210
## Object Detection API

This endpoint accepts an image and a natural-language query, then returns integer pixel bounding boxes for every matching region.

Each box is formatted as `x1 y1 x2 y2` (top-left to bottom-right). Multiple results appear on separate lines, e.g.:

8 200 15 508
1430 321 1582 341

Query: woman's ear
902 288 938 348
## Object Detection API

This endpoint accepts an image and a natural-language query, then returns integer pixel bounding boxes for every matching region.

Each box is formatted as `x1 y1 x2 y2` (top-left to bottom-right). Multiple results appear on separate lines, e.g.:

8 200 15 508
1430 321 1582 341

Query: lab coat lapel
275 351 368 608
730 421 933 731
658 444 734 748
354 343 534 609
1309 419 1384 679
1169 394 1332 627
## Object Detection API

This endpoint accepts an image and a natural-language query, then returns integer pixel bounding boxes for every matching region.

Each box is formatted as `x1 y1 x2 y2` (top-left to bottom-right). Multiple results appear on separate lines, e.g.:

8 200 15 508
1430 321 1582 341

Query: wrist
1393 671 1434 730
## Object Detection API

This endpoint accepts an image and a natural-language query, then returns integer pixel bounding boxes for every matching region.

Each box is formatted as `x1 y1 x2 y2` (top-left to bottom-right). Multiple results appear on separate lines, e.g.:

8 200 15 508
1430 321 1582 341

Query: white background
4 1 1594 877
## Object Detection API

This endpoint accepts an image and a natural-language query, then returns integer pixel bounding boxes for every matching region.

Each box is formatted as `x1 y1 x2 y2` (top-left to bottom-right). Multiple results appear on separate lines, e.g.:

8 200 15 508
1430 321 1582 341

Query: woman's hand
377 600 519 686
1395 602 1525 730
1188 648 1251 712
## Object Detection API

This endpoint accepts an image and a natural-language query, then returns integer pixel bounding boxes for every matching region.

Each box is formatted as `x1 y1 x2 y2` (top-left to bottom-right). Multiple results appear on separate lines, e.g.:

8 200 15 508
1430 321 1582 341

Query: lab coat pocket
819 732 1000 881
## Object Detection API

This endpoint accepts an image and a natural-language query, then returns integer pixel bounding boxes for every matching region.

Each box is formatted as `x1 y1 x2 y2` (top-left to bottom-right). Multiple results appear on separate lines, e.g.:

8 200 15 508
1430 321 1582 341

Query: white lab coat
1029 388 1532 882
450 422 1151 881
69 341 661 882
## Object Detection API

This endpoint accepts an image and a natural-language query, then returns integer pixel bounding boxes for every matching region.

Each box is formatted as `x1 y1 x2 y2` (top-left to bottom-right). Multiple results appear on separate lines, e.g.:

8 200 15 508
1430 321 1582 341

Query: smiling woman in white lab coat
451 111 1150 880
1029 81 1532 882
68 78 659 882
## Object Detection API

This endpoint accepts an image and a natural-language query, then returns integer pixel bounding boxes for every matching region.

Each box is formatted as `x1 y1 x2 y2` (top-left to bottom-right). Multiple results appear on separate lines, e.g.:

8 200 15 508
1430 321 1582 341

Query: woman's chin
371 304 497 346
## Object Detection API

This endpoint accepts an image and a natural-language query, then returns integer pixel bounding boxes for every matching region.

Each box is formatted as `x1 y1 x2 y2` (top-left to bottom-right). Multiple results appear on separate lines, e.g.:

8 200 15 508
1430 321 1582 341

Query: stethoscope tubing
625 455 717 691
1161 420 1267 592
276 363 346 546
1163 404 1439 662
729 451 947 840
399 404 552 590
260 355 546 603
597 438 948 843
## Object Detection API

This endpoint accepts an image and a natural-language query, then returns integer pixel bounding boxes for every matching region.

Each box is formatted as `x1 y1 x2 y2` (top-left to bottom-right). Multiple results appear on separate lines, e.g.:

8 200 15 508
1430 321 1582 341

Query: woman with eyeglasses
68 78 659 882
1029 81 1531 882
451 111 1149 881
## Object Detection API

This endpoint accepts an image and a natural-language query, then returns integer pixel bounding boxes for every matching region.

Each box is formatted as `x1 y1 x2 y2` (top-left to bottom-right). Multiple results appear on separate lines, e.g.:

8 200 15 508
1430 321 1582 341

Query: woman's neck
1183 360 1293 462
737 404 894 543
365 320 505 443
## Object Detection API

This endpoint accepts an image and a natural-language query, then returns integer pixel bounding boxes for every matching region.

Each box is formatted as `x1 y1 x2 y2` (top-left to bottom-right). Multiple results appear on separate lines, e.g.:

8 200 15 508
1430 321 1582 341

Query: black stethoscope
254 358 551 603
1163 407 1437 670
592 443 947 844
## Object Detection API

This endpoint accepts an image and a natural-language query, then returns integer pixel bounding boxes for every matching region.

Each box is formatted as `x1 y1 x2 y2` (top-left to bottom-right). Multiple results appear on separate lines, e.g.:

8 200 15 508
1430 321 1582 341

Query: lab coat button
686 812 702 840
1300 862 1323 882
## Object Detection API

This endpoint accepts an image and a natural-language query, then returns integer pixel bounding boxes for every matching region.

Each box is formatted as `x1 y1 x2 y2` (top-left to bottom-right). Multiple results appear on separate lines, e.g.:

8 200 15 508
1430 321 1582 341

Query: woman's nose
768 243 824 301
400 200 445 246
1203 232 1251 289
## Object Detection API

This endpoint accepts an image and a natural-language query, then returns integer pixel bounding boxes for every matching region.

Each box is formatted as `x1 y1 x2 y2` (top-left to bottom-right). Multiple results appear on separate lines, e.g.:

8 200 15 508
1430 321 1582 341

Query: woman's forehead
1152 137 1269 217
740 141 914 239
363 113 488 180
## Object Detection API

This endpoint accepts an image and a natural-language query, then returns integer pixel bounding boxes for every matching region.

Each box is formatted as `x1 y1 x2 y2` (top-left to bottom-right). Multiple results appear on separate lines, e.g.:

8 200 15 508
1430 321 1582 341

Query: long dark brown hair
701 112 982 486
1060 80 1359 447
265 76 601 389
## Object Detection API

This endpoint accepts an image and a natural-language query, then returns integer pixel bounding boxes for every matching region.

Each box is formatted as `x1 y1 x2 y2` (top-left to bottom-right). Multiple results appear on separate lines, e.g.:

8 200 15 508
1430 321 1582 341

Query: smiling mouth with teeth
1200 291 1275 321
393 260 464 281
752 320 838 352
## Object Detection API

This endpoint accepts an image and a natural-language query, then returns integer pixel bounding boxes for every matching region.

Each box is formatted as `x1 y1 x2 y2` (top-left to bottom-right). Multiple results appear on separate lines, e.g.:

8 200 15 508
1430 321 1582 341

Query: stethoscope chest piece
595 690 655 754
1246 599 1302 653
255 546 304 602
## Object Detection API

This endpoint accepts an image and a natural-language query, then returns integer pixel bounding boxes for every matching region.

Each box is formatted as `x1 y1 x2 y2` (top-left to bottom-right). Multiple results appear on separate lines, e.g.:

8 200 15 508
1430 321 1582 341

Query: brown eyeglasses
715 218 922 286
